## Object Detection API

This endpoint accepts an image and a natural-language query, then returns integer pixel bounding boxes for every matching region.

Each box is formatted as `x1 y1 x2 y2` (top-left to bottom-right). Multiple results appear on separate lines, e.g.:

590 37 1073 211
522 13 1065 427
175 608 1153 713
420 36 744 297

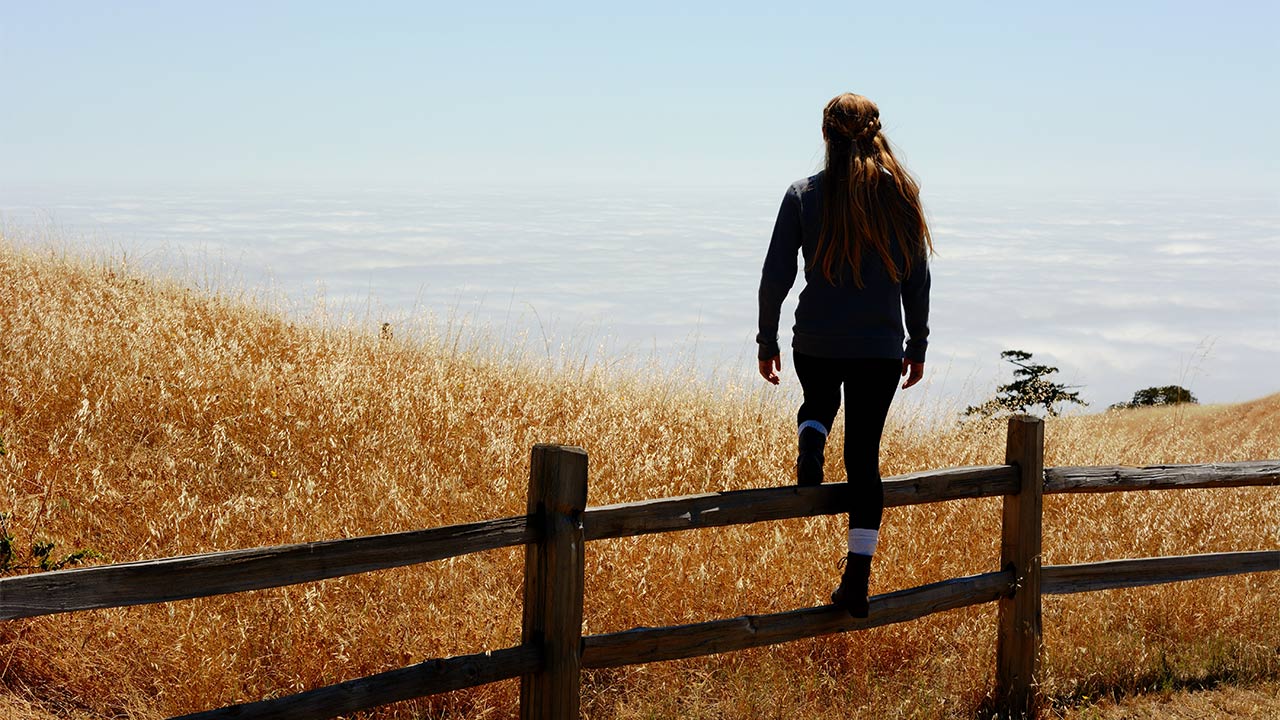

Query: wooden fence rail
1042 551 1279 594
580 570 1016 669
1044 461 1280 493
171 645 542 720
2 417 1277 720
0 465 1019 620
0 516 535 620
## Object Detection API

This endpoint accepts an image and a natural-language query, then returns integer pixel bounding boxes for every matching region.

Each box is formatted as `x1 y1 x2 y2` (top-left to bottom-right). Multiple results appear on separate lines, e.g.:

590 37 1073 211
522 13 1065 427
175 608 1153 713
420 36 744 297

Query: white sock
798 420 828 437
848 528 879 556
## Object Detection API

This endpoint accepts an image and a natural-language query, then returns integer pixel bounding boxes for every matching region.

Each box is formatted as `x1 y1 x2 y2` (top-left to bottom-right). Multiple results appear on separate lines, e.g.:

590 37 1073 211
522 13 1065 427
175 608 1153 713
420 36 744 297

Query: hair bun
822 93 885 153
854 117 882 141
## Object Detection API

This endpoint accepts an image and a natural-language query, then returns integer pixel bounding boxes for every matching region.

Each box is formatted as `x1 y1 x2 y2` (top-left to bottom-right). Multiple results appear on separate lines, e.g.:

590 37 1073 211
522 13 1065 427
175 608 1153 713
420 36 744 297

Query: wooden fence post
996 415 1045 718
520 444 588 720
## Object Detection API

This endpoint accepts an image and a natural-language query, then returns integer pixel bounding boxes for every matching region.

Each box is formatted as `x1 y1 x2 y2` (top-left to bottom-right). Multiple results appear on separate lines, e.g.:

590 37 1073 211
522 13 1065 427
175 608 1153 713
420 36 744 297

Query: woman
756 92 933 617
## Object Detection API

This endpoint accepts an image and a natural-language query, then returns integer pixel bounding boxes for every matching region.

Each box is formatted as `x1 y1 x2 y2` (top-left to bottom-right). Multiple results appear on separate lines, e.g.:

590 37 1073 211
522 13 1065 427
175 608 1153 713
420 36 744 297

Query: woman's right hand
759 355 782 385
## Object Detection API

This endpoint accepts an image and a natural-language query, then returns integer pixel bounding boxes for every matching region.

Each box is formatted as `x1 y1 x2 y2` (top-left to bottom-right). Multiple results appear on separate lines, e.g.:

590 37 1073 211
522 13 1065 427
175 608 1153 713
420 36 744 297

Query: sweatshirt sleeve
756 186 802 361
902 252 931 363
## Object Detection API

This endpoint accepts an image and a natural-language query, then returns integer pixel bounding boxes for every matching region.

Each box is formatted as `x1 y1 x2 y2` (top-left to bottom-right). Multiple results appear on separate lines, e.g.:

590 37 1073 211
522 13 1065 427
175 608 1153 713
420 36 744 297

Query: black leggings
793 351 900 531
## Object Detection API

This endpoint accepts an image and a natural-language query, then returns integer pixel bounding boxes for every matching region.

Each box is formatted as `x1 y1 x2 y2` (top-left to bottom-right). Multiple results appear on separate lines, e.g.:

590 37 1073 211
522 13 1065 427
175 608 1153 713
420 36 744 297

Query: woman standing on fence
756 92 933 617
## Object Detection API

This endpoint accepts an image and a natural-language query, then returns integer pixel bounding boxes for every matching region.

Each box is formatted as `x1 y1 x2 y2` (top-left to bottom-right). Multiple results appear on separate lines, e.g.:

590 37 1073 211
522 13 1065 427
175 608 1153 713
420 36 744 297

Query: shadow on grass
970 662 1277 719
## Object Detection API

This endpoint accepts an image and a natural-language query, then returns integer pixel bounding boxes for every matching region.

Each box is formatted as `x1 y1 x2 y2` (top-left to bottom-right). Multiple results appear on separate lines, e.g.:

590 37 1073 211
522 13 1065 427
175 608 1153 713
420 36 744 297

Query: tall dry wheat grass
0 235 1276 719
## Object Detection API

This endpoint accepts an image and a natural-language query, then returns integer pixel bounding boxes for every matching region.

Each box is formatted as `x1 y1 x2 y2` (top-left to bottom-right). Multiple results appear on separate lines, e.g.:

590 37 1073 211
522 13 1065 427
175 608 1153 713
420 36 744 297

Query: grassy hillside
1 237 1276 719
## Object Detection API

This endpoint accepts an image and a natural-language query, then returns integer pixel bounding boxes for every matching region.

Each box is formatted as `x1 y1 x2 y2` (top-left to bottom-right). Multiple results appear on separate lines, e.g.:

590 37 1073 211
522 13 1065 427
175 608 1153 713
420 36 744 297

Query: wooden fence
1 416 1277 719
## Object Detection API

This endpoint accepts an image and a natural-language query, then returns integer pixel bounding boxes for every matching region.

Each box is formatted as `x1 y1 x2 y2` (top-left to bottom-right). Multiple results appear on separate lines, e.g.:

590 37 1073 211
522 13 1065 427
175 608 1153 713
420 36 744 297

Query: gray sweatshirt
756 171 931 363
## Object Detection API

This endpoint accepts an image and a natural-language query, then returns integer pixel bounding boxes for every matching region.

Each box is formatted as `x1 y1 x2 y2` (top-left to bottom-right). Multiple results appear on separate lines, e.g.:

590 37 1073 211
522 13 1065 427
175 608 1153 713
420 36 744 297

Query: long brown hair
815 93 933 287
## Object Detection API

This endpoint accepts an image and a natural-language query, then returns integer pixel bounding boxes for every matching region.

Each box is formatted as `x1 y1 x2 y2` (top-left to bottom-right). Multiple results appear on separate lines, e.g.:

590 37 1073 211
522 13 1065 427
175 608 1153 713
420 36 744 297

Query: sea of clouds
3 183 1276 413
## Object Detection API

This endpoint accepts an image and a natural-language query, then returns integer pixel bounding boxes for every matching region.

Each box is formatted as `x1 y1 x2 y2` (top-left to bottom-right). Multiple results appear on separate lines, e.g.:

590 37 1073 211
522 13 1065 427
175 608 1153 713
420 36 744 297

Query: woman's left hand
901 359 924 389
759 355 782 385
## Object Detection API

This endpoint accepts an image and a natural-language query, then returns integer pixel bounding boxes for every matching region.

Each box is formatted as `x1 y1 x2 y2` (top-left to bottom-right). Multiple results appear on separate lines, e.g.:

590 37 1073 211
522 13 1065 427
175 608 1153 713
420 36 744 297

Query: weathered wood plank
997 415 1044 719
582 465 1016 541
1044 460 1280 494
1042 551 1280 595
170 644 540 720
0 516 534 620
520 445 588 720
580 570 1013 669
886 465 1019 505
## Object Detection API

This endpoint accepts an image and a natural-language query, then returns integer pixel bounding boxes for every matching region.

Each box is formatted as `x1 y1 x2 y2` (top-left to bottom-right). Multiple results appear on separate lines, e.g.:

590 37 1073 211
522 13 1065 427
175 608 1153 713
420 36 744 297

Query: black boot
831 553 872 618
795 426 826 486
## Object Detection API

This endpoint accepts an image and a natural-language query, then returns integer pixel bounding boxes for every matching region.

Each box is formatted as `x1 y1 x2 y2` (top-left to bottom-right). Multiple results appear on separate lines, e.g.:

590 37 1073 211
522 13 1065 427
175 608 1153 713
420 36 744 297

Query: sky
2 2 1278 411
3 184 1275 410
3 1 1277 193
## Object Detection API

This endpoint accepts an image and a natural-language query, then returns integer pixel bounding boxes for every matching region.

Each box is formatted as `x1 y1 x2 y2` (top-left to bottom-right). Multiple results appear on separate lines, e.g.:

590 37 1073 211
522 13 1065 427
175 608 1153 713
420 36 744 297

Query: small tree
1110 385 1198 410
964 349 1088 418
0 513 103 573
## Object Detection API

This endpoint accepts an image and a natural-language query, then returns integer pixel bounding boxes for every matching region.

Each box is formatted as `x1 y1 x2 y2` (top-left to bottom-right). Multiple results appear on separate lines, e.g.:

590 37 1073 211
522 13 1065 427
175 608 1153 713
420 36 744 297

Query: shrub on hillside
1110 385 1198 410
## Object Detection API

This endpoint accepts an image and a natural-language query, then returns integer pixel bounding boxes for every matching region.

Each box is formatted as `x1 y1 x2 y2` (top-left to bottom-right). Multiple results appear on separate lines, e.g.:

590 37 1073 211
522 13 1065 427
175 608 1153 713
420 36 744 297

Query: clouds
924 191 1278 406
3 184 1276 409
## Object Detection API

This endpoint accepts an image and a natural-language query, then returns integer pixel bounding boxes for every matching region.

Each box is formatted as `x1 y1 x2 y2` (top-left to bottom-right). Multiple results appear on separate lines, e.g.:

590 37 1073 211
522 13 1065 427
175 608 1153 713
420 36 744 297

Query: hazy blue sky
4 2 1278 409
3 1 1277 193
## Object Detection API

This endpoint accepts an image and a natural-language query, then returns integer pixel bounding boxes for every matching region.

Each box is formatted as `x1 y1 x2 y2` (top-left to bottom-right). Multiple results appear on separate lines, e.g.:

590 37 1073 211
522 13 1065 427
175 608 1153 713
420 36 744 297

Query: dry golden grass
1051 680 1280 719
0 235 1276 719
